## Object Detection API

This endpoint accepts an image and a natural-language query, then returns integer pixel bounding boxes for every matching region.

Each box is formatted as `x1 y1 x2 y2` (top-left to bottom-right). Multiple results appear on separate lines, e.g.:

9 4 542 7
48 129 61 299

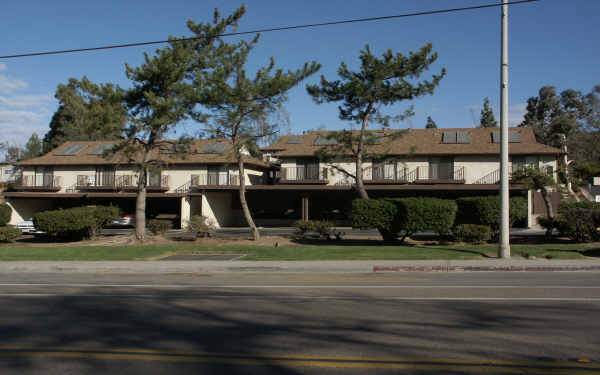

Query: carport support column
180 196 191 229
527 189 533 228
301 195 309 221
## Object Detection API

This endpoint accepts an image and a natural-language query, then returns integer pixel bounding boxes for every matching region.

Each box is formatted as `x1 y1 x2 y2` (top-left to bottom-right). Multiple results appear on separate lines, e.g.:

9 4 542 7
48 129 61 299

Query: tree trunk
135 170 147 241
541 187 554 238
238 157 260 240
355 105 372 200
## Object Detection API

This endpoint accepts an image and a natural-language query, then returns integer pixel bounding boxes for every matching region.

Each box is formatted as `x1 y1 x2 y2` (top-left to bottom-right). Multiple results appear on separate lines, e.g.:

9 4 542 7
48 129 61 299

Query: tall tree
519 86 587 147
118 42 191 241
43 77 127 151
22 133 43 160
185 6 321 240
425 116 437 129
306 43 445 200
479 97 498 128
4 146 23 163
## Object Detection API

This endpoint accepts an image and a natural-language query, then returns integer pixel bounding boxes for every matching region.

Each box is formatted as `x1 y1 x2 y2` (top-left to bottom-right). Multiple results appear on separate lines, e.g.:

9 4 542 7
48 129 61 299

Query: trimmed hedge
148 219 173 235
351 199 396 232
392 198 457 238
0 226 21 242
455 196 527 235
352 197 457 241
454 224 491 244
34 206 119 239
0 203 11 226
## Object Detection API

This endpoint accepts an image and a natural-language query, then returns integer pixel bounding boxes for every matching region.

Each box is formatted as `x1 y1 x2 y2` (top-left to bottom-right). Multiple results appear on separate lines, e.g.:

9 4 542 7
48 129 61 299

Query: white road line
0 294 599 301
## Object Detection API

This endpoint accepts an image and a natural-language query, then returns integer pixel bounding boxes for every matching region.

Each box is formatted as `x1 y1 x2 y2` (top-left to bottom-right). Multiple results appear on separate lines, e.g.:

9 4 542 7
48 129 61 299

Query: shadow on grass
580 248 600 257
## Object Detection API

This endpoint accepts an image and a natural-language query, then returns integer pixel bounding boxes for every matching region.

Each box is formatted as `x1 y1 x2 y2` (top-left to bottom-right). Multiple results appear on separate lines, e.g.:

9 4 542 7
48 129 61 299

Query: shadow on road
0 288 599 374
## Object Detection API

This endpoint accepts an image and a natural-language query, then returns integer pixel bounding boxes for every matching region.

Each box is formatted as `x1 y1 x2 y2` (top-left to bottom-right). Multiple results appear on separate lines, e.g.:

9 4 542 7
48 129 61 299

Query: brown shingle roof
262 127 561 157
17 139 270 168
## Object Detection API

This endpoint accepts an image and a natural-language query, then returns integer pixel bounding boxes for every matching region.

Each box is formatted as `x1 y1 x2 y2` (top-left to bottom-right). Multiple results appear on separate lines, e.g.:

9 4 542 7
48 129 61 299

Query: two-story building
4 139 270 228
3 126 562 229
258 126 561 227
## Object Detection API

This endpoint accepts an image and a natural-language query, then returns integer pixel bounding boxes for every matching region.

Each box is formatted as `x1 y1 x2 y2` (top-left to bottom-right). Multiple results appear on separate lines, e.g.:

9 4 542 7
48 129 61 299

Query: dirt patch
0 234 297 248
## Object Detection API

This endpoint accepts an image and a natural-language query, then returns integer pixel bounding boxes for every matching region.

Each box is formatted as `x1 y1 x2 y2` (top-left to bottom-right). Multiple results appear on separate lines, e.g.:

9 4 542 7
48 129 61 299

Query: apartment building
4 139 270 228
3 126 562 228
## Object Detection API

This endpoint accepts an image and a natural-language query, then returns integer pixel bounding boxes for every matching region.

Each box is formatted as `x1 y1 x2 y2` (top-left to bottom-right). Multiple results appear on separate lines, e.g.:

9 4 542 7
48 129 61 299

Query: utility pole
499 0 510 258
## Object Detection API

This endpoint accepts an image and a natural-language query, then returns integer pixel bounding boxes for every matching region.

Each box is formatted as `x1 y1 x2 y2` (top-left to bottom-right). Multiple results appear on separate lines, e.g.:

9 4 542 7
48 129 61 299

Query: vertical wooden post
301 195 309 221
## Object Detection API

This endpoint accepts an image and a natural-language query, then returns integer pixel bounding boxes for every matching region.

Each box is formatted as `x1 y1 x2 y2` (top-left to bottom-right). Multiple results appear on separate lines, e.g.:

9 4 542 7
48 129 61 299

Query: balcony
279 166 328 184
365 167 415 184
117 174 170 192
76 174 118 191
190 174 240 187
11 175 62 191
414 166 465 184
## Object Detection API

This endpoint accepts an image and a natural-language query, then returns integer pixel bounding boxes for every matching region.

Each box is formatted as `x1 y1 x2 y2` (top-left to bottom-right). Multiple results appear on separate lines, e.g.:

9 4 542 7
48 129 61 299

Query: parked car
111 214 135 227
14 219 45 235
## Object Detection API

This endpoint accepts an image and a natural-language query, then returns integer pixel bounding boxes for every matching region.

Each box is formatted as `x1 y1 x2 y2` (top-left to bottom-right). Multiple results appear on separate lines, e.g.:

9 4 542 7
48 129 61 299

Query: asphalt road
0 272 598 374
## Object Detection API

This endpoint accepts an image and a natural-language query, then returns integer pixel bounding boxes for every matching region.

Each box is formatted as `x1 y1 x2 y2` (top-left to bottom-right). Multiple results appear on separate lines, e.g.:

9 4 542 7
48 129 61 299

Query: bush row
34 206 119 239
352 196 527 243
0 226 21 242
148 219 173 235
293 220 344 241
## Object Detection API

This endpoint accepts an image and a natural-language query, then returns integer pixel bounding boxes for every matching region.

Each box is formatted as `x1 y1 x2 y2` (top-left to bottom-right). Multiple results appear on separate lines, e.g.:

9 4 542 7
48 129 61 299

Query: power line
0 0 538 59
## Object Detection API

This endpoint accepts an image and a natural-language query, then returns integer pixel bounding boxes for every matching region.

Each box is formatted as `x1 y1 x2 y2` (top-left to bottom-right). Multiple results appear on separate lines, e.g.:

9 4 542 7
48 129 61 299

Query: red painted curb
373 265 600 272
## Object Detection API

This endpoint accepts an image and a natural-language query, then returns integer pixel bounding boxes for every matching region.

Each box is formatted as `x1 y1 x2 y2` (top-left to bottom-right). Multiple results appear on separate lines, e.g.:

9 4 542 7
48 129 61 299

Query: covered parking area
4 192 188 229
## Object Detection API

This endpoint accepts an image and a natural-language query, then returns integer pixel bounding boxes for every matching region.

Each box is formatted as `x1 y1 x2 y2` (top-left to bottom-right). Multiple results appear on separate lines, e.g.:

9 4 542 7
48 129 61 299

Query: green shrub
294 220 315 235
555 205 600 243
351 199 396 231
454 224 491 244
293 219 342 240
391 198 458 239
34 205 119 239
455 196 528 238
0 203 11 226
148 219 173 235
0 226 21 242
185 215 214 237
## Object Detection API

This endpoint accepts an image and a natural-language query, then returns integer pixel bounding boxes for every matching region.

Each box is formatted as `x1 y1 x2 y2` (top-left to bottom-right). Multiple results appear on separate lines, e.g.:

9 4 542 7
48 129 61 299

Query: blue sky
0 0 598 149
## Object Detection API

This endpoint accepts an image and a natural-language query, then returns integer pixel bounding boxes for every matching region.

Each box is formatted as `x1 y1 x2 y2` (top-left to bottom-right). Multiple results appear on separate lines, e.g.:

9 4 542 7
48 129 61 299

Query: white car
14 219 45 235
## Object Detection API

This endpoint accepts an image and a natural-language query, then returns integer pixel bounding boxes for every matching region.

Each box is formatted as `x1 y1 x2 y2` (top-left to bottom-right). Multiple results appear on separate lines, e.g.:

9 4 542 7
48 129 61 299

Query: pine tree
185 6 321 240
425 116 437 129
307 43 445 200
479 97 498 128
22 133 43 160
43 77 126 151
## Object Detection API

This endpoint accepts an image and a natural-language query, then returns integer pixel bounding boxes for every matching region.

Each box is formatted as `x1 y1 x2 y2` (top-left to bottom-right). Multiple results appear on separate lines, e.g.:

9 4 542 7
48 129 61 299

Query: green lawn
0 242 596 261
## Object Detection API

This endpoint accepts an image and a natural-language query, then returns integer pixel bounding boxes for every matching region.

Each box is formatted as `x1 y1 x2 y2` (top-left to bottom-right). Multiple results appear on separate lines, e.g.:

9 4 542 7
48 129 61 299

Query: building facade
3 127 562 228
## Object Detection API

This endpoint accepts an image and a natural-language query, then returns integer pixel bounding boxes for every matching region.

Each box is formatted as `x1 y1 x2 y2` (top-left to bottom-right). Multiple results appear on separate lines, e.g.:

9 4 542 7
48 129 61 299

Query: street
0 271 599 374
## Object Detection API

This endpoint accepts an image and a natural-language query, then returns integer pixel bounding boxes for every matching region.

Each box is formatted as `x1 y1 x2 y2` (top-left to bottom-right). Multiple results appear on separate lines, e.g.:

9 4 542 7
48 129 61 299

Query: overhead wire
0 0 538 59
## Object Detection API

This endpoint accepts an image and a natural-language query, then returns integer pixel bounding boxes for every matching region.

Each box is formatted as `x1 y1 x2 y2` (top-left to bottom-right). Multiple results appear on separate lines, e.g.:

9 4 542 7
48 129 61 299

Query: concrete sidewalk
1 259 600 274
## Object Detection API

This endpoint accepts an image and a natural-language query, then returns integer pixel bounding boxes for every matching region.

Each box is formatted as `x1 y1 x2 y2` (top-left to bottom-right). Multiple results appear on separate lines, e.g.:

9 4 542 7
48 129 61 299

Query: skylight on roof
286 136 303 144
88 144 115 155
55 144 88 156
442 132 457 144
199 141 228 154
492 131 520 143
314 135 338 146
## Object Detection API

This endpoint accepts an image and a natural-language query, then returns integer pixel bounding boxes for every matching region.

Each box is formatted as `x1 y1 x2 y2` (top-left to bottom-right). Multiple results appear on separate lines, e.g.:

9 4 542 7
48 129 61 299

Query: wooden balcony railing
366 166 411 184
76 174 116 189
280 166 328 183
116 174 169 191
190 174 240 186
414 166 466 184
12 175 61 191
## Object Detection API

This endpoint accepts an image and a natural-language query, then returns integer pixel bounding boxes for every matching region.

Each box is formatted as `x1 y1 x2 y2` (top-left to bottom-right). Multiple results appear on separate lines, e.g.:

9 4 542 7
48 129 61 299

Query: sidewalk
1 259 600 274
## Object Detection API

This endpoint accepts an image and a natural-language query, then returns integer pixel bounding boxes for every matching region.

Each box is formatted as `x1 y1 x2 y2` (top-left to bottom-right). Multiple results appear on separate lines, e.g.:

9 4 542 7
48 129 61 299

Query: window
429 157 454 179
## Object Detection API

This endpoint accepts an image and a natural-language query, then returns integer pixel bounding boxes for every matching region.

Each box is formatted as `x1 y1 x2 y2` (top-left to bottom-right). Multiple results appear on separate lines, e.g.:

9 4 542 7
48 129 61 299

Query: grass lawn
0 242 597 261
